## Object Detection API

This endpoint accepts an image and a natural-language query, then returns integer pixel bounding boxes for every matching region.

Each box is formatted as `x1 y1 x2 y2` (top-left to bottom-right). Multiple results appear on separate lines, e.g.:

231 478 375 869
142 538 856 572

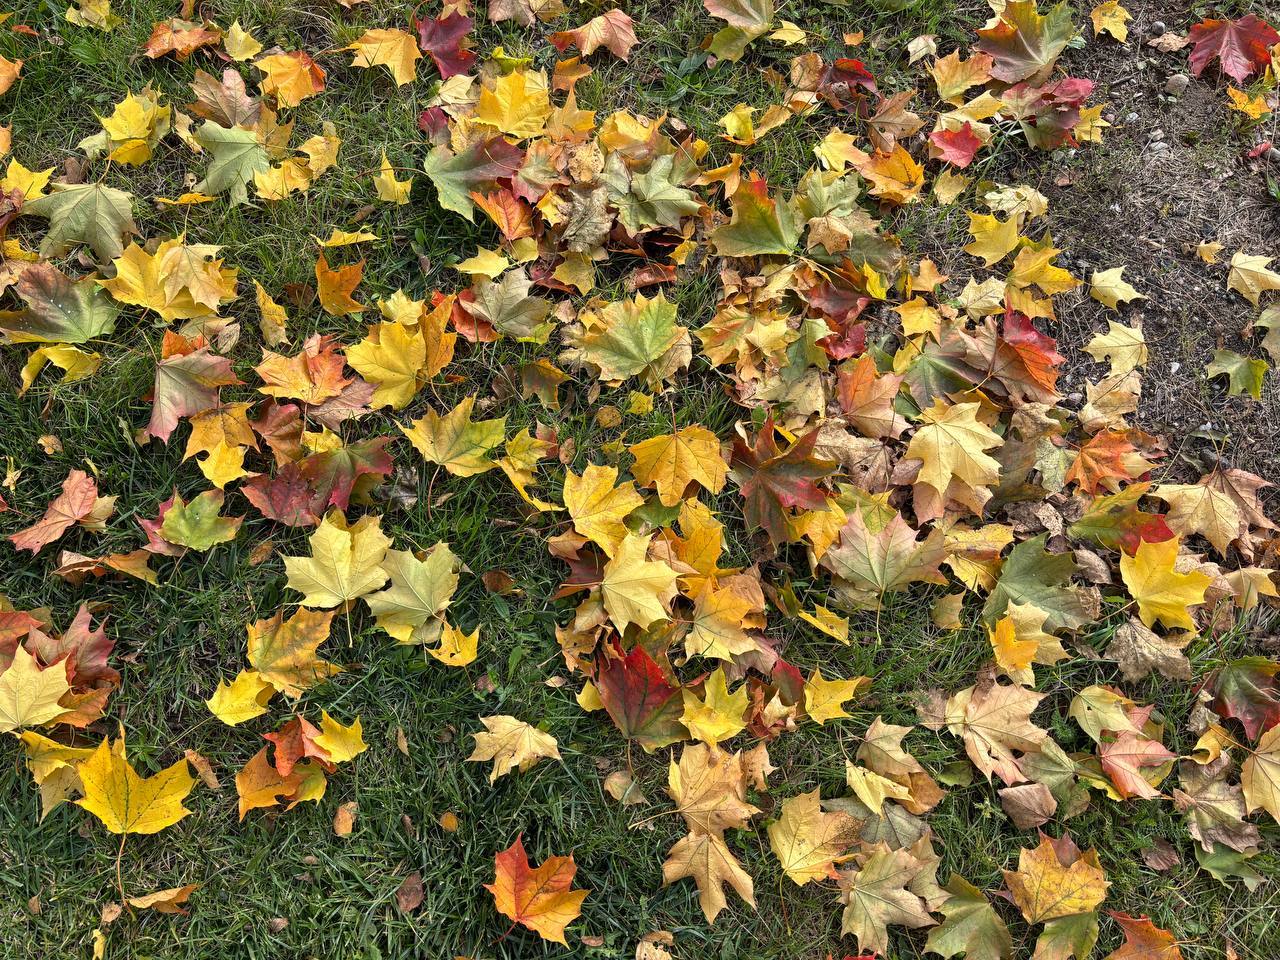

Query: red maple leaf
928 122 982 167
730 417 835 546
415 12 477 79
1189 15 1280 84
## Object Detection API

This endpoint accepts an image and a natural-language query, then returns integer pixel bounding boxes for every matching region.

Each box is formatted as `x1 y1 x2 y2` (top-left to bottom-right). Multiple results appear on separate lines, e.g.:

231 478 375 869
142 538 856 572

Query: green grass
1 1 1279 958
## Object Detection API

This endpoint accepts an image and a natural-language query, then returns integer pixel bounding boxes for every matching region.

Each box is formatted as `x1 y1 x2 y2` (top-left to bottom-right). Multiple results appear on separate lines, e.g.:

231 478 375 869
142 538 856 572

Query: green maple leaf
159 490 242 551
1206 349 1268 399
23 182 136 262
421 137 522 221
710 177 799 257
607 153 701 234
925 874 1013 960
193 121 270 205
983 533 1095 632
467 269 552 342
1 262 118 344
578 291 686 383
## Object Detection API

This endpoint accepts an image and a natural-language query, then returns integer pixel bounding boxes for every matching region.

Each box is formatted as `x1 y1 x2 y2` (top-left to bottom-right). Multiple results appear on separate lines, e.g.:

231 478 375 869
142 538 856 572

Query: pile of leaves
3 0 1280 956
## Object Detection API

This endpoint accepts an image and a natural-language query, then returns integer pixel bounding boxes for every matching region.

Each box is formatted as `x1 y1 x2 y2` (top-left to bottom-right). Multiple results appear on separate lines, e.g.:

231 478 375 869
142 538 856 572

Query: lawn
2 0 1280 958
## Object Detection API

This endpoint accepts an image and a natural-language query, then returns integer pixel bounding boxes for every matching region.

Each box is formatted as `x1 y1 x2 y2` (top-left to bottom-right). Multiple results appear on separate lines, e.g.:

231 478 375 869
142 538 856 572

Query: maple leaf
838 845 935 955
347 321 428 410
23 182 136 262
0 646 71 732
246 607 340 697
1206 656 1280 741
929 122 983 168
767 789 858 885
475 68 551 140
399 396 505 477
662 830 755 922
206 669 275 726
485 836 589 945
945 679 1046 783
975 0 1076 83
730 419 835 547
574 291 688 386
146 331 241 443
1105 618 1191 682
467 715 561 782
1069 483 1175 555
256 51 326 107
1242 724 1280 821
926 874 1014 960
415 13 477 79
1227 251 1280 306
8 468 98 553
1205 349 1267 399
1004 832 1109 924
629 426 728 507
668 742 759 835
1119 537 1211 631
837 354 907 439
600 533 678 632
1172 757 1257 854
711 177 799 257
906 399 1003 505
235 745 323 819
550 10 638 60
681 667 748 745
421 137 524 221
804 669 869 725
984 533 1096 633
159 490 242 550
1153 482 1241 555
283 512 391 608
821 509 948 609
594 642 685 751
1188 15 1279 84
192 121 270 205
347 28 420 86
1099 732 1175 799
364 544 459 645
2 262 117 344
1085 319 1147 374
1105 912 1184 960
142 18 220 60
77 736 195 834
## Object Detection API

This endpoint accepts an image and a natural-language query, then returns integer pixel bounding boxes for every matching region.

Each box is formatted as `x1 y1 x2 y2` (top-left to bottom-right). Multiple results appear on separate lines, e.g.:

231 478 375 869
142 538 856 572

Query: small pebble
1125 111 1139 123
1149 128 1164 141
1151 20 1166 36
1164 74 1189 95
1269 146 1280 162
1149 141 1169 153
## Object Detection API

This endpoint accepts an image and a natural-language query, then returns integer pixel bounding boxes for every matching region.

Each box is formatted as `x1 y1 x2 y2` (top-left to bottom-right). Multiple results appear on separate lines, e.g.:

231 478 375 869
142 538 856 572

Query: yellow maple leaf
256 50 325 107
205 668 275 725
1089 266 1144 309
767 789 858 886
314 711 367 763
468 714 561 782
374 150 413 204
563 462 644 557
76 735 195 834
860 145 924 204
347 321 427 409
1003 832 1109 924
1227 86 1271 120
803 668 870 725
246 607 342 697
1 158 53 200
347 28 420 86
1227 252 1280 306
283 512 391 609
475 68 552 140
0 646 71 732
223 20 262 61
600 532 678 632
428 622 479 666
963 212 1020 266
1119 537 1212 631
905 399 1003 501
399 396 506 476
628 425 728 507
680 667 748 745
1090 0 1131 41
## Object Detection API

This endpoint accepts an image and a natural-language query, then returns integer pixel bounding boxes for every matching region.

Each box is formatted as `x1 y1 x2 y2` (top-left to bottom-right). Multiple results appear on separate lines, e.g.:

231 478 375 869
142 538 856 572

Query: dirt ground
1033 2 1280 492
